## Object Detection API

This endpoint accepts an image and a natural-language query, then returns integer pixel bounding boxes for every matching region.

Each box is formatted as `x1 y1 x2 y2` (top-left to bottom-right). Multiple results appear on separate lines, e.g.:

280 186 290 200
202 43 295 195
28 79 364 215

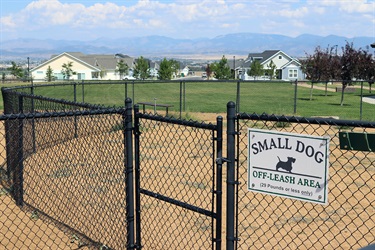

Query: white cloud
278 6 309 18
338 0 375 13
1 0 373 39
307 0 375 14
0 16 17 29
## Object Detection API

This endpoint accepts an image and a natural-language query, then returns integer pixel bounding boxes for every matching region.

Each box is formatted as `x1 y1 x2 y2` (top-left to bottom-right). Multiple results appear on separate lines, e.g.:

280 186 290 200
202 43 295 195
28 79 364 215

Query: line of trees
300 42 375 105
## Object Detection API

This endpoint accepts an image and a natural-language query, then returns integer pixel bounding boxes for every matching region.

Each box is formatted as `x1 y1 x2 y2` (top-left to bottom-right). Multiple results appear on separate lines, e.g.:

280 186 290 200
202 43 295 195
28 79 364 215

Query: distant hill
1 33 374 60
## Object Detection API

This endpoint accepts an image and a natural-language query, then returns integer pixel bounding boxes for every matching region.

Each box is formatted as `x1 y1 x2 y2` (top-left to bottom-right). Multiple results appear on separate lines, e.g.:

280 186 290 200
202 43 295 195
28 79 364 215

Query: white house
31 52 135 81
179 66 190 77
235 50 304 81
149 61 159 79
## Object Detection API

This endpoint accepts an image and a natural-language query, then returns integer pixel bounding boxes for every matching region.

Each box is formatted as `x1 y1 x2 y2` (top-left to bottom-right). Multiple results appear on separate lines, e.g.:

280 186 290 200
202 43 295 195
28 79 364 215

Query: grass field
1 80 374 121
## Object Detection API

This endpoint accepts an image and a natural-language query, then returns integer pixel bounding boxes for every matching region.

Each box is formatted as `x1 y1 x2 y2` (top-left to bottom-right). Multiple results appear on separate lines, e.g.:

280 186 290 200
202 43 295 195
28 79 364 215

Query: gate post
215 116 223 249
133 104 142 249
226 101 236 250
124 98 135 249
15 95 24 206
73 82 78 138
236 81 240 113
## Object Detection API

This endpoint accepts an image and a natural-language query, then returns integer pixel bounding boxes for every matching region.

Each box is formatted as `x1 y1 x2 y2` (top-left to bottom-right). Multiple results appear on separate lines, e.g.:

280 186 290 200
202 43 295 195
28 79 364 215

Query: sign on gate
248 129 330 204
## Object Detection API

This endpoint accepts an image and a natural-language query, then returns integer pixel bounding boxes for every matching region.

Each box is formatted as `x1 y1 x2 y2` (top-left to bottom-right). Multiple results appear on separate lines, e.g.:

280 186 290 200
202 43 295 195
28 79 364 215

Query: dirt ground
1 112 374 249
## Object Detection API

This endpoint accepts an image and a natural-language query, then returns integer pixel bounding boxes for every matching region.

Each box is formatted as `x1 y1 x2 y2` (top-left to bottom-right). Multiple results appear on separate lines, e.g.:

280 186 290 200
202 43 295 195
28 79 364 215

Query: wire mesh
136 114 219 249
235 114 375 249
0 109 128 249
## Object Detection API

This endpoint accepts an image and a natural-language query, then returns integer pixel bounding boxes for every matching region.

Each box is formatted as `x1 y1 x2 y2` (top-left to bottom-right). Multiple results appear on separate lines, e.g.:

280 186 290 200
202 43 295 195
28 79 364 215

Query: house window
54 73 64 80
288 69 298 78
37 71 43 74
279 55 282 59
77 73 85 80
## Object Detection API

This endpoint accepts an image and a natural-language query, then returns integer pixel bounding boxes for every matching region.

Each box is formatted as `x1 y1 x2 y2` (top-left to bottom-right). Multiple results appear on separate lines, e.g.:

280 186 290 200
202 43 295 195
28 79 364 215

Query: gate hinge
227 180 241 185
227 236 241 242
216 157 231 164
228 131 241 136
212 190 223 195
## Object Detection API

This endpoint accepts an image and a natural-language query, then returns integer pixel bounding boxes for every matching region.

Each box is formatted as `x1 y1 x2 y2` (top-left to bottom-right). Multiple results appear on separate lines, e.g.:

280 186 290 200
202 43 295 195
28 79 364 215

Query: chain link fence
1 83 374 249
1 87 131 249
134 109 223 249
232 111 375 249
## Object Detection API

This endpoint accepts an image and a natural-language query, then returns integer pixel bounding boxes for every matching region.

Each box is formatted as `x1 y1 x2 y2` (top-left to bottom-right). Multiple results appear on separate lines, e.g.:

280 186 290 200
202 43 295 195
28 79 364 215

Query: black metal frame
134 106 223 249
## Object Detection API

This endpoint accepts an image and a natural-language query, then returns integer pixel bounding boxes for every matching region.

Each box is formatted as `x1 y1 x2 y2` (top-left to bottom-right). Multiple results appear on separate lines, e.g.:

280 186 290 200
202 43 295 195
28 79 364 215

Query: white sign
248 128 330 204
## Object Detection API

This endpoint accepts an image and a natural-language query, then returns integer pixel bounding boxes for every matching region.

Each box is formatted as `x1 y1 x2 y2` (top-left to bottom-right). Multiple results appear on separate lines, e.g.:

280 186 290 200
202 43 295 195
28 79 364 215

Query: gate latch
216 157 231 164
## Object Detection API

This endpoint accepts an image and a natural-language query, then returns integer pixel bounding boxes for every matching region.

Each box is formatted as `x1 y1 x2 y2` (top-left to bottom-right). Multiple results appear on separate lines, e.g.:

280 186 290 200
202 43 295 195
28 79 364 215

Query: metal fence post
236 81 240 113
124 98 135 249
81 80 85 103
360 81 363 120
215 116 223 250
132 81 135 105
133 104 142 249
15 95 24 206
294 79 298 114
226 101 236 250
179 81 182 119
31 83 36 153
73 83 78 138
183 80 186 112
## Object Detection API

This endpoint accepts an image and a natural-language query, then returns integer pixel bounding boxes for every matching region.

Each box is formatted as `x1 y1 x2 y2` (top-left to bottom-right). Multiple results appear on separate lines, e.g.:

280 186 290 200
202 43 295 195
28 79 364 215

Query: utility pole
27 57 30 82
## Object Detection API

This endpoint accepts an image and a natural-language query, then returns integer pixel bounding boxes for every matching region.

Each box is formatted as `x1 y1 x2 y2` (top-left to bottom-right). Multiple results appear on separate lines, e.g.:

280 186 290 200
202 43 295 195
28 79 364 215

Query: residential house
179 66 190 77
149 61 159 79
31 52 135 81
234 50 304 81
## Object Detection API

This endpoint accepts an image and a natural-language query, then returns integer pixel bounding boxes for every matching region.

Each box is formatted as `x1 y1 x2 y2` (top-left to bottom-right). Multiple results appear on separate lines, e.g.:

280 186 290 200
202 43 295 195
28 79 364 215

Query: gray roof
246 50 281 64
226 58 245 69
50 52 135 70
78 54 134 70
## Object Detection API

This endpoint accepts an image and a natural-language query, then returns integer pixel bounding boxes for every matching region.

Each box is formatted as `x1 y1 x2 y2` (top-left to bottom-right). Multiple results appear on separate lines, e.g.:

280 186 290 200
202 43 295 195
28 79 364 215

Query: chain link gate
226 101 375 250
133 105 223 250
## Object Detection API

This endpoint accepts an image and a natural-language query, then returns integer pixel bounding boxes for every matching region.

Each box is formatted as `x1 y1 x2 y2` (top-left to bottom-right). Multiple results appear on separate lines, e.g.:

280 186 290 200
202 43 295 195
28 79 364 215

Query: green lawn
1 81 374 121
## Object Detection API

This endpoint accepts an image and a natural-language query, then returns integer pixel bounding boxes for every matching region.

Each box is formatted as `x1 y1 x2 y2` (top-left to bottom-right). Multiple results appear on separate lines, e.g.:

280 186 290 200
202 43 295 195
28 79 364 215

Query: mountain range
1 33 374 60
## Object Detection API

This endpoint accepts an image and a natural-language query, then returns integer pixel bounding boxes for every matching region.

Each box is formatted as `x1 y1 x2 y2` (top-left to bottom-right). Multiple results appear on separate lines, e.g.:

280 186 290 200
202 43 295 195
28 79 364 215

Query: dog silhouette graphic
276 156 296 173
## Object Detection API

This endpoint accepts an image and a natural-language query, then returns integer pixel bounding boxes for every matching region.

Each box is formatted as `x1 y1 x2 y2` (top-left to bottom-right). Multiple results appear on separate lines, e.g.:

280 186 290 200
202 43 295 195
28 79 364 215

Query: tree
2 73 5 83
8 61 23 79
366 58 375 93
99 67 107 79
45 66 56 82
61 61 76 80
266 60 277 80
133 56 150 80
301 46 333 99
170 59 180 78
158 58 174 80
115 59 129 79
247 60 264 80
301 46 332 82
211 55 231 80
356 48 374 93
205 64 212 80
339 42 360 106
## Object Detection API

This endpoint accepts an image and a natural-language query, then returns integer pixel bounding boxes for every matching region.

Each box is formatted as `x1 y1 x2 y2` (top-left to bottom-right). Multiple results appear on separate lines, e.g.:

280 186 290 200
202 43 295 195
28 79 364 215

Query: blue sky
1 0 375 41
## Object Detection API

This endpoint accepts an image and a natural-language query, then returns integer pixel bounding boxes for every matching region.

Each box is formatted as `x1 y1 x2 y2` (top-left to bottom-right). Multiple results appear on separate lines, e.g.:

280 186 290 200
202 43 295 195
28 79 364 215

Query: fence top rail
2 88 108 110
137 112 219 130
0 107 125 121
2 80 373 93
237 112 375 128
